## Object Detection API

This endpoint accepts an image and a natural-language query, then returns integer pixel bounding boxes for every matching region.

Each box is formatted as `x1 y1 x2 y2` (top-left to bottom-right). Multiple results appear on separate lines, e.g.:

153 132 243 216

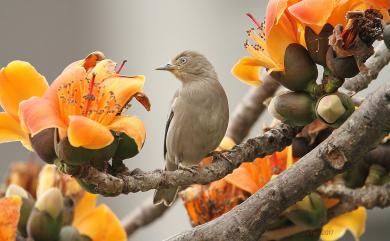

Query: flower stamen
246 13 262 29
116 60 127 74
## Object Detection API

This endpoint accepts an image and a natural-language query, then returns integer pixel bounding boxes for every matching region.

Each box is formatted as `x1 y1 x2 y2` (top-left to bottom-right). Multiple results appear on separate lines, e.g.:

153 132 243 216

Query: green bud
305 24 333 66
30 128 57 164
384 25 390 50
285 193 326 229
5 184 29 199
365 164 386 185
27 209 62 241
268 91 316 126
326 48 359 79
316 92 354 127
35 188 64 219
59 226 92 241
271 43 318 92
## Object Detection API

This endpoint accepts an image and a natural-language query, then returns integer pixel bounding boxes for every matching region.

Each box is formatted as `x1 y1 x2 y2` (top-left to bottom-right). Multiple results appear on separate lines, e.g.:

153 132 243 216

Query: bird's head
156 51 215 82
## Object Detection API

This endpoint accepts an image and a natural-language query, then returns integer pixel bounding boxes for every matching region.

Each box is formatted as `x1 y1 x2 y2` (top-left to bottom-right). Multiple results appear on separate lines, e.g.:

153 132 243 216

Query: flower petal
0 196 22 241
73 204 126 241
321 207 366 241
0 61 48 119
73 192 98 226
365 0 390 8
232 57 264 86
225 163 260 194
101 75 145 108
108 116 146 151
265 0 289 36
68 115 114 149
19 97 66 136
0 112 28 144
288 0 335 29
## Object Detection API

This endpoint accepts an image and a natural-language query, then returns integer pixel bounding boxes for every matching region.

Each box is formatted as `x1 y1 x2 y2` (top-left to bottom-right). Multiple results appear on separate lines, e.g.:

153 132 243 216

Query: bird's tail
153 186 180 206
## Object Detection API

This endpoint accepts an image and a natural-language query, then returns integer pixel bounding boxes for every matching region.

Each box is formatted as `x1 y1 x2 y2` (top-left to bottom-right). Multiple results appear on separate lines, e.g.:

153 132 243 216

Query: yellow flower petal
73 192 98 226
74 204 126 241
108 115 146 151
321 207 366 241
0 112 28 144
0 196 22 241
67 115 114 149
232 57 263 86
0 61 48 120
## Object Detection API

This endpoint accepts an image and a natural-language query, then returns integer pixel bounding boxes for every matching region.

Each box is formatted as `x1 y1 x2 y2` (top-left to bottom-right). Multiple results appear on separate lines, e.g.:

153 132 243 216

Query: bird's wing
164 110 174 159
164 91 179 159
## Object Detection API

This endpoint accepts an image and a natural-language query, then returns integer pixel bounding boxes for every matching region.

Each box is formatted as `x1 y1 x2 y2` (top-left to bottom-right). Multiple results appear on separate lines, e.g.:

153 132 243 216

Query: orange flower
232 5 302 86
288 0 390 34
0 61 48 149
20 52 148 151
72 193 126 241
0 196 22 241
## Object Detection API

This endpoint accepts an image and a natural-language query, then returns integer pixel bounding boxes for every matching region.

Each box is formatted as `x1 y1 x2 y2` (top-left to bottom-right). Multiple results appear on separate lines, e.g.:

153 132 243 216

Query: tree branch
165 79 390 241
78 123 300 196
343 42 390 92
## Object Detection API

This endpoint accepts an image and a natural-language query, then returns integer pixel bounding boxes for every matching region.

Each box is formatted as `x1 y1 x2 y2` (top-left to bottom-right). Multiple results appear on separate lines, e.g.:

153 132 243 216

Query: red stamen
116 60 127 74
88 73 96 95
246 13 262 29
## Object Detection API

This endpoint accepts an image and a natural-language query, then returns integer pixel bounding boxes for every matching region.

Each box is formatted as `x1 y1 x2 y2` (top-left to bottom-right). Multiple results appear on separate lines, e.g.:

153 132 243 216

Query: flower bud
285 193 326 229
271 44 318 91
268 92 316 126
59 226 92 241
30 128 57 164
35 188 64 219
6 184 29 199
27 209 62 241
305 24 333 66
326 48 359 79
384 25 390 50
316 92 354 127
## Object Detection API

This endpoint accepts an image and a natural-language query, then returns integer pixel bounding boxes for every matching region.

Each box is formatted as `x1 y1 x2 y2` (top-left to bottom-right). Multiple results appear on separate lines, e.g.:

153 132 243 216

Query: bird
153 51 229 206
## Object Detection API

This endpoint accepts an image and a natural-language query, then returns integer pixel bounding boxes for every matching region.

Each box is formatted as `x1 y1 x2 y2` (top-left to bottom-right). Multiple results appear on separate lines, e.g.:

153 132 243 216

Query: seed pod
271 43 318 91
384 25 390 50
316 92 354 128
305 24 333 66
326 48 359 79
30 128 57 164
268 91 316 126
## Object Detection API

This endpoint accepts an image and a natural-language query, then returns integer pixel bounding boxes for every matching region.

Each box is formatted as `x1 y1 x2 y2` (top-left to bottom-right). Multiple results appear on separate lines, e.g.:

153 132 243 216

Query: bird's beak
155 63 177 71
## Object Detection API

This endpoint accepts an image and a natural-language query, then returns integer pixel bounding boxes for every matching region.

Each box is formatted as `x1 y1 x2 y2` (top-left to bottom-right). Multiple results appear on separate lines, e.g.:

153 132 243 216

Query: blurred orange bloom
20 52 147 150
0 196 22 241
0 61 48 149
73 193 126 241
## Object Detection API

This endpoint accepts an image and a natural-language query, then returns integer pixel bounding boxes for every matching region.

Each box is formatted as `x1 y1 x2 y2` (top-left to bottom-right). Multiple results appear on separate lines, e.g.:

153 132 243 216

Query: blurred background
0 0 389 240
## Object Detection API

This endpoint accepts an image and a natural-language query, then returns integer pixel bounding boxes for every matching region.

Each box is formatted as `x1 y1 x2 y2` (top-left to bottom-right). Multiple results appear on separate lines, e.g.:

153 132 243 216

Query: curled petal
108 116 146 151
101 75 145 108
265 0 289 36
67 115 114 149
19 97 66 136
0 112 28 144
288 0 335 33
232 57 263 86
0 61 48 119
321 207 366 241
73 192 98 226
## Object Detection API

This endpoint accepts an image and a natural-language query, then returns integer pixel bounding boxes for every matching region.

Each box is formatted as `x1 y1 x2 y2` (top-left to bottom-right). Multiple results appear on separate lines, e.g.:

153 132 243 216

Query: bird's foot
178 163 199 174
209 150 235 166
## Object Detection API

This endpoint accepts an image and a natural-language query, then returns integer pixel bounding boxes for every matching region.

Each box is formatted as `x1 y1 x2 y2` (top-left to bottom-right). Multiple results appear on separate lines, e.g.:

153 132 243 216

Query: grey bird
154 51 229 206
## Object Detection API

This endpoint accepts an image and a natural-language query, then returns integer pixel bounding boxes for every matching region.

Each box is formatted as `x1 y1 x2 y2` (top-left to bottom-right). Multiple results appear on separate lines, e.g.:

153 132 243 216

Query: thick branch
227 75 279 143
343 42 390 92
78 123 300 195
166 80 390 241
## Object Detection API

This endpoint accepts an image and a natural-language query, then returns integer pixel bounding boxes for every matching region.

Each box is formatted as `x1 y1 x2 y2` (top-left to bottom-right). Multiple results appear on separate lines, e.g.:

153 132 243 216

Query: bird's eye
178 57 188 65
